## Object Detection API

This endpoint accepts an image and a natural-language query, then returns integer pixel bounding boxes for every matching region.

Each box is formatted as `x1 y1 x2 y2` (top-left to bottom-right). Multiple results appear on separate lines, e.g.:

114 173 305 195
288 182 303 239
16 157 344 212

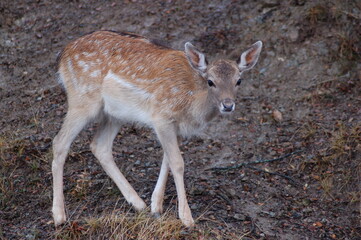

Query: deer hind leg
90 116 146 211
154 123 194 227
151 153 169 216
52 104 101 226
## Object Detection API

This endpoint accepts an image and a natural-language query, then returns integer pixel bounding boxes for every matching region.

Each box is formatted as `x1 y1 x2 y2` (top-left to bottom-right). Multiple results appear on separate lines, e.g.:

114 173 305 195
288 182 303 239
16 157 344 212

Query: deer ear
185 42 207 74
238 41 262 71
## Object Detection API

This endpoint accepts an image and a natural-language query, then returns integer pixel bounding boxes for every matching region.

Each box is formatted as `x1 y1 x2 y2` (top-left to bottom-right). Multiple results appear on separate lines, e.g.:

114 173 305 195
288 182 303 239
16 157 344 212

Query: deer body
52 31 262 227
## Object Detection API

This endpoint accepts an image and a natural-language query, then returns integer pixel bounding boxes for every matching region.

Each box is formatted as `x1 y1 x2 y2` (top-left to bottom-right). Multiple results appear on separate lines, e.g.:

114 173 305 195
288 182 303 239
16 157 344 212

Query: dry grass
297 119 360 203
299 121 319 141
305 3 360 64
319 174 334 199
316 123 360 199
337 32 360 61
0 172 15 209
0 133 51 209
0 135 25 167
0 135 21 209
307 5 328 24
70 171 92 200
322 123 360 163
53 208 248 240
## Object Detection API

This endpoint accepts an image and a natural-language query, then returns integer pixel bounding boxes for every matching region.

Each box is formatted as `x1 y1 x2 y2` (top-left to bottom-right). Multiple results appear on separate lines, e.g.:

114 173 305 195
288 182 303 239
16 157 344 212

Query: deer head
185 41 262 113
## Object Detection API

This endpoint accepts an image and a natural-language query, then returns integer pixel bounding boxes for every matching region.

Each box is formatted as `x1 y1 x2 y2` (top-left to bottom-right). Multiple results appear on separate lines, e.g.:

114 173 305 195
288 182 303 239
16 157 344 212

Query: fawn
52 30 262 227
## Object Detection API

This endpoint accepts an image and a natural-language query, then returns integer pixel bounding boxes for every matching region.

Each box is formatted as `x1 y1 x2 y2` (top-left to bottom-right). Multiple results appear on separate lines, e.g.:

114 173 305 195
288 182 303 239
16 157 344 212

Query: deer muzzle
220 98 235 113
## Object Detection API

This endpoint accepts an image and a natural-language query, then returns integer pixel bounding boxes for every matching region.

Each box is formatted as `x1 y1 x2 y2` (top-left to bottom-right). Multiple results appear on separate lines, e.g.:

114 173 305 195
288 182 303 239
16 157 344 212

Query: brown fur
59 31 205 118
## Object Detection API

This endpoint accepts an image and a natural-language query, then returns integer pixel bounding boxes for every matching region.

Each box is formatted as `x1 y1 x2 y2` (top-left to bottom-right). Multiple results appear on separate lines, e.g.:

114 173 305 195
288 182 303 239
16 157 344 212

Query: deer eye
207 80 216 87
236 78 242 86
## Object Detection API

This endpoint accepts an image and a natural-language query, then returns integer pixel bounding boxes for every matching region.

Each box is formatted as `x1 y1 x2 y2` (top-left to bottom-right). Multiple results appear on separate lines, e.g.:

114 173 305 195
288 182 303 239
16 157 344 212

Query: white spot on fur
78 60 89 72
136 66 145 72
83 52 97 57
90 70 101 78
94 40 101 46
63 60 99 94
67 60 79 88
171 87 179 94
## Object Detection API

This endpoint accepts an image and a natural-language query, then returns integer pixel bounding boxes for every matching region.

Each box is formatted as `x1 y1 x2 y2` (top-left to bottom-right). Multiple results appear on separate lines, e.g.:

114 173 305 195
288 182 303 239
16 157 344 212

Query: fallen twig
245 165 300 186
207 150 303 172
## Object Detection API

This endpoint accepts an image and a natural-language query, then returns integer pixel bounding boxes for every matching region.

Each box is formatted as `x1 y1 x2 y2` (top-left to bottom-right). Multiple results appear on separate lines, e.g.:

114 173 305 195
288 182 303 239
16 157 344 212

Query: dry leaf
313 221 323 227
272 109 283 122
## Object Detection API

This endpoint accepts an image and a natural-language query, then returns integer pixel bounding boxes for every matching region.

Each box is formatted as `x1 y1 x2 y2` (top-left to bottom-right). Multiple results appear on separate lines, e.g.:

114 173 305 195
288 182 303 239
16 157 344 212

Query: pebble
225 188 236 197
190 204 198 210
233 213 246 221
295 141 303 148
302 207 313 213
4 39 15 47
289 28 299 42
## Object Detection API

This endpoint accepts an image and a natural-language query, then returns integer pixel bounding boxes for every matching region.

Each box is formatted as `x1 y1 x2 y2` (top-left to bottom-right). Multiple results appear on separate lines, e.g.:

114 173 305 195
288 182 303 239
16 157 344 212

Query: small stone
233 213 246 221
190 204 198 210
295 142 303 148
260 67 267 74
292 212 302 219
225 188 236 197
256 134 266 144
302 207 313 213
191 186 205 195
327 62 342 76
4 39 15 47
263 211 276 217
289 28 299 42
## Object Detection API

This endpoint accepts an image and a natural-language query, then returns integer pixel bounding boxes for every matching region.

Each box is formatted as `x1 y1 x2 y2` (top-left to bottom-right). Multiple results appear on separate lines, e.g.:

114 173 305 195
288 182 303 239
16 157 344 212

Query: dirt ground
1 0 360 239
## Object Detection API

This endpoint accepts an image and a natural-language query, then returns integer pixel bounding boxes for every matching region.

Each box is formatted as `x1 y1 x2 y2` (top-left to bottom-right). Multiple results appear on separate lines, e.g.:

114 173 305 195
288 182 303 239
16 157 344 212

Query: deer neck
190 89 219 126
175 80 218 137
202 89 219 122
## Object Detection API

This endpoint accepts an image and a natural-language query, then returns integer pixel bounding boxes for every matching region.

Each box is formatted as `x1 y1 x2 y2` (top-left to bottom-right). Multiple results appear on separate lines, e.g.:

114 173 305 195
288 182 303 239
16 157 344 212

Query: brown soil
1 0 360 239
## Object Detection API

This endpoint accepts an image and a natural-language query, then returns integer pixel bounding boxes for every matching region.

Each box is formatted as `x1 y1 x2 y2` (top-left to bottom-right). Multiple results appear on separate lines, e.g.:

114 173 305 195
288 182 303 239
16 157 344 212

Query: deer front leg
154 123 194 227
151 153 169 216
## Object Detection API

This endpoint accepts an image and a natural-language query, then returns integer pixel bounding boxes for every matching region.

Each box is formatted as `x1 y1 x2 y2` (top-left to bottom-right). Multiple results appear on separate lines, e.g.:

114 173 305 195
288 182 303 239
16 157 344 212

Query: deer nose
222 99 235 112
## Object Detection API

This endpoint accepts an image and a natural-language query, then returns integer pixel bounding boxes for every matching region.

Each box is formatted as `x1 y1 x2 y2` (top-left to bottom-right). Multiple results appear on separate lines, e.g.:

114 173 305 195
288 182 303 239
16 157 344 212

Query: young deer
52 30 262 227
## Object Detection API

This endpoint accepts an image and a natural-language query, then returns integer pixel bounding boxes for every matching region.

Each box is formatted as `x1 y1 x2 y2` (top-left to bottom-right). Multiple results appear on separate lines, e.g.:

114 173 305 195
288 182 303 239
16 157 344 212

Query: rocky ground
0 0 360 239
